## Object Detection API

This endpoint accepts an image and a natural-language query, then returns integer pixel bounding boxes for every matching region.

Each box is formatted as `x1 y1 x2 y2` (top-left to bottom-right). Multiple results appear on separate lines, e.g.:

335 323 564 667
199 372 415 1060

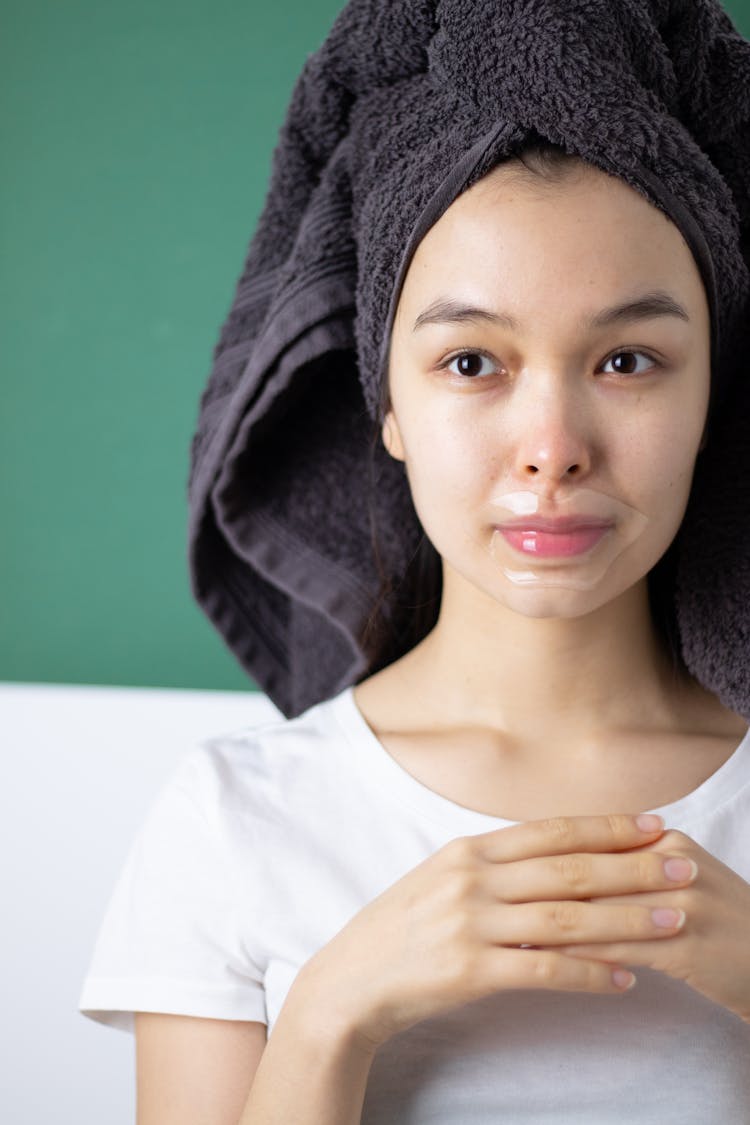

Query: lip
495 517 614 559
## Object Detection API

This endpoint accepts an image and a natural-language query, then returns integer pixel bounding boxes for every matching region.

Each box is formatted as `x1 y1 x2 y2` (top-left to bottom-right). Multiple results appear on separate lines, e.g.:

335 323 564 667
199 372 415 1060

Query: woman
79 1 750 1122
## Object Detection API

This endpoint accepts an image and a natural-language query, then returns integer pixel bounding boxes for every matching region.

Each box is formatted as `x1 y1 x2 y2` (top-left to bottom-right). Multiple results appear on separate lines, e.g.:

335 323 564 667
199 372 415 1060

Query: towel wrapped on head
188 0 750 720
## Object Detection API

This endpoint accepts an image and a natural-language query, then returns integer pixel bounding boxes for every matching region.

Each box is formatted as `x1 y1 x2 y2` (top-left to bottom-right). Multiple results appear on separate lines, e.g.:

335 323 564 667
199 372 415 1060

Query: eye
601 349 660 377
441 350 498 379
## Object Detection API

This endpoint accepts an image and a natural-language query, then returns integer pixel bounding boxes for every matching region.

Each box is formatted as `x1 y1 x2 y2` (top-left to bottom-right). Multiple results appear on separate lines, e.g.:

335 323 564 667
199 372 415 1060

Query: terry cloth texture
188 0 750 720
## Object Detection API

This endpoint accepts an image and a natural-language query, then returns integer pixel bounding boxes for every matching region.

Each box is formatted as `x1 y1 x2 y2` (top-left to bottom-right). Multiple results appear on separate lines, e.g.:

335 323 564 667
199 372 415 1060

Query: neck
405 566 694 746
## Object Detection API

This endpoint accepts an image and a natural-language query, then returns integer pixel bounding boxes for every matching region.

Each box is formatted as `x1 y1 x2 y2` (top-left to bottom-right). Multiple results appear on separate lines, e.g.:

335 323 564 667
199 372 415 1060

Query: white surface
0 681 280 1125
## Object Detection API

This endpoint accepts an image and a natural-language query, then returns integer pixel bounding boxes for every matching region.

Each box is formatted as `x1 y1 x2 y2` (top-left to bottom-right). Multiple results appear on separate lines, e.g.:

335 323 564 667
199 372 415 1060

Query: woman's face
383 160 711 621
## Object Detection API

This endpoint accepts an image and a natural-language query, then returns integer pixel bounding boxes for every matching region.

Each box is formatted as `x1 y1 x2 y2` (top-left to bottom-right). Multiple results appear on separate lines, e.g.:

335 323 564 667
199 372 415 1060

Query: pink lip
496 517 614 558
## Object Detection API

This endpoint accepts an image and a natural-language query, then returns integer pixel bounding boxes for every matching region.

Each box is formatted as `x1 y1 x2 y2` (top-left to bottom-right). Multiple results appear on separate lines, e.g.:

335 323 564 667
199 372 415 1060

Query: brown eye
446 352 496 378
602 350 658 376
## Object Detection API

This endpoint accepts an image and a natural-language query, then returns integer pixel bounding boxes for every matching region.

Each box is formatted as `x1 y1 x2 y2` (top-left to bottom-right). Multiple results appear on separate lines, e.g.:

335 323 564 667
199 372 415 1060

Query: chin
480 533 669 622
441 536 661 622
498 585 614 620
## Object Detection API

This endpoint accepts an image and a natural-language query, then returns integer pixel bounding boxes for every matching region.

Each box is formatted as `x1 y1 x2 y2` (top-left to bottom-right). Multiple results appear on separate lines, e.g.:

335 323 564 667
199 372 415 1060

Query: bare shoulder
135 1012 267 1125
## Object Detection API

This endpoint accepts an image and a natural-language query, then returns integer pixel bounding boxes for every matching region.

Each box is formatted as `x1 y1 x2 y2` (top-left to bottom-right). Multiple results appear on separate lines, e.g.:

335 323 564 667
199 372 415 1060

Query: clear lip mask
488 489 649 590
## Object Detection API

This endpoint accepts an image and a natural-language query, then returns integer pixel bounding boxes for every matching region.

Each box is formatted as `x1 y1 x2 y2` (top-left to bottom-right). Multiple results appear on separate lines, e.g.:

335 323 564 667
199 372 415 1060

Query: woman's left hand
535 829 750 1023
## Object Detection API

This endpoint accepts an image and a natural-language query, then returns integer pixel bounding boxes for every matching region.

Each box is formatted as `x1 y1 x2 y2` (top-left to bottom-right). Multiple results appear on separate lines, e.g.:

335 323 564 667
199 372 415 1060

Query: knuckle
542 816 577 847
445 902 476 944
454 944 483 985
636 853 659 885
444 835 479 867
443 868 478 906
660 949 692 981
557 853 590 890
628 905 651 934
531 951 559 986
606 813 632 839
552 900 582 932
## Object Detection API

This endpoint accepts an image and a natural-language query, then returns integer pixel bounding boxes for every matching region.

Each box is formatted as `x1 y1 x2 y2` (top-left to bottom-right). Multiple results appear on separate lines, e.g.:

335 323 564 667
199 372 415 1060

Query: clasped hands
533 819 750 1024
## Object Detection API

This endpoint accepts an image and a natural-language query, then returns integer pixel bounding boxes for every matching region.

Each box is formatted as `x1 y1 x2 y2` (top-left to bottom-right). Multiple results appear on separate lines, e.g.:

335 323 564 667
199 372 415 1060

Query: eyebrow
411 290 691 333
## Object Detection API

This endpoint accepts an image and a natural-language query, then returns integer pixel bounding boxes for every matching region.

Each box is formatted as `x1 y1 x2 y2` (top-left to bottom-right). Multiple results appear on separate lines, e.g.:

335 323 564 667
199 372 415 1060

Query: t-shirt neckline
329 685 750 832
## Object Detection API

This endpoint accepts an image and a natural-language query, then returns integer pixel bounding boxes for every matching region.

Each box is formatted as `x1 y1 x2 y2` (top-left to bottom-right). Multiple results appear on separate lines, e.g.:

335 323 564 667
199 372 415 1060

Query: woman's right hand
295 812 698 1053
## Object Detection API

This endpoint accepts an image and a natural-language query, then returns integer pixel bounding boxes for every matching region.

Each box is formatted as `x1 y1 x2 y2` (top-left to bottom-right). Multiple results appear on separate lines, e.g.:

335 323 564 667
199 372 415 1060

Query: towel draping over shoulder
188 0 750 719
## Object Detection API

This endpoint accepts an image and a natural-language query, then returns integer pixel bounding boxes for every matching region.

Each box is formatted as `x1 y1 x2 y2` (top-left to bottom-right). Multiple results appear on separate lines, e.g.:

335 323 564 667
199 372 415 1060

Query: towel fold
188 0 750 719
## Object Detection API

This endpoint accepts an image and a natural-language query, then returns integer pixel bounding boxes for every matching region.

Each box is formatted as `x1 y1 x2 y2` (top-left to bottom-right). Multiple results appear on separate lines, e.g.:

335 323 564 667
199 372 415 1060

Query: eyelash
436 347 664 381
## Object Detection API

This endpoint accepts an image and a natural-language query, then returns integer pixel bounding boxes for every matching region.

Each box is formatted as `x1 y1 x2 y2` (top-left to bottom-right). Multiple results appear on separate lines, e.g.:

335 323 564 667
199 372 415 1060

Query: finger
471 813 665 865
480 946 637 995
490 851 698 903
539 938 684 966
588 885 696 908
484 899 687 946
588 899 686 915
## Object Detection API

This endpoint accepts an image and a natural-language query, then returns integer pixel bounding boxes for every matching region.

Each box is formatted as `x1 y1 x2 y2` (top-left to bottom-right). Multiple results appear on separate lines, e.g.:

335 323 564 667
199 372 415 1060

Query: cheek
395 407 501 560
401 406 496 499
621 403 704 511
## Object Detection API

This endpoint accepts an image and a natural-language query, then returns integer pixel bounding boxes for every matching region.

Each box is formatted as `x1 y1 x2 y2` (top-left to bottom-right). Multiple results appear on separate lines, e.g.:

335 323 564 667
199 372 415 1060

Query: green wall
3 0 749 691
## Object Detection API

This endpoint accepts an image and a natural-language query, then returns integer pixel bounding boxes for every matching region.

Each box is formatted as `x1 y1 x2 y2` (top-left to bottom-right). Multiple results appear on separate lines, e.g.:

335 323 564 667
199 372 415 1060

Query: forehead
395 162 707 329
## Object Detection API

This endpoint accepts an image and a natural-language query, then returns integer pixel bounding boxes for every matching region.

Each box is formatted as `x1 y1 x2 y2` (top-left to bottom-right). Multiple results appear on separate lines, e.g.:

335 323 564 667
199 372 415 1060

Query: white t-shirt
79 686 750 1123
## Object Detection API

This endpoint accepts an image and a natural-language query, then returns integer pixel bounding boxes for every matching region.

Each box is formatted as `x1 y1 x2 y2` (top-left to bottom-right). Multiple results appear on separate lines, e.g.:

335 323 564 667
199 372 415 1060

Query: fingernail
664 857 698 882
612 969 636 990
652 908 686 929
636 814 664 833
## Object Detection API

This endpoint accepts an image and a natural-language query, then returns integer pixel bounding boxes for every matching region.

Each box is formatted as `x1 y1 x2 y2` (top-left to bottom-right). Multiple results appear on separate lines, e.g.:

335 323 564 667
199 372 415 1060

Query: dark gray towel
188 0 750 719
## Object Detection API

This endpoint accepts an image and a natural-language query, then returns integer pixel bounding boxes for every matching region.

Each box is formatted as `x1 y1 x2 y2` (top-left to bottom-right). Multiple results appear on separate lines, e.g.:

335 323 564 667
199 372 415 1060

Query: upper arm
135 1012 267 1125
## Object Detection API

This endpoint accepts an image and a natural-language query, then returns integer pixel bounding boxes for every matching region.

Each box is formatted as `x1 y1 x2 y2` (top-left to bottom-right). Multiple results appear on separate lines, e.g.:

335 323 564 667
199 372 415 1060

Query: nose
511 385 593 483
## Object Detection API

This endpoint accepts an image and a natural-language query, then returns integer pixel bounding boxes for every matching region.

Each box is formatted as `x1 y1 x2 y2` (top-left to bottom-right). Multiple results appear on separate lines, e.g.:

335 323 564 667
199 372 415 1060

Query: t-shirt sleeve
78 744 267 1034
